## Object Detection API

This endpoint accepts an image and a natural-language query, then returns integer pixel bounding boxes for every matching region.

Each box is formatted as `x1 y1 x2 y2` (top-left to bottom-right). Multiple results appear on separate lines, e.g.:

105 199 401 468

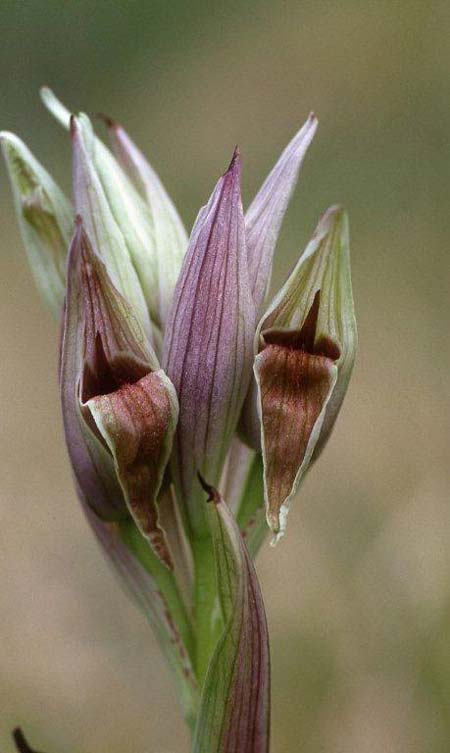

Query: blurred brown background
1 1 449 751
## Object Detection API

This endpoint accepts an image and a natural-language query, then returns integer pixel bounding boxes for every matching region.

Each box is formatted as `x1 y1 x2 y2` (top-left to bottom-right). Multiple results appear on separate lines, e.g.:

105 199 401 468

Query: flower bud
253 205 357 539
60 218 179 567
163 149 255 534
0 131 73 319
41 88 187 333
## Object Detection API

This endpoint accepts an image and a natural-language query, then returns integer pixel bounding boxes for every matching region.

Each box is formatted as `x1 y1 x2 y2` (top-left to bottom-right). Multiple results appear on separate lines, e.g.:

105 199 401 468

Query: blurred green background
1 1 449 751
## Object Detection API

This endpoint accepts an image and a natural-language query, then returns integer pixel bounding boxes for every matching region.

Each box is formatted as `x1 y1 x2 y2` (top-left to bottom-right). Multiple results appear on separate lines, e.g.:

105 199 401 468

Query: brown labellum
256 292 340 535
88 373 175 569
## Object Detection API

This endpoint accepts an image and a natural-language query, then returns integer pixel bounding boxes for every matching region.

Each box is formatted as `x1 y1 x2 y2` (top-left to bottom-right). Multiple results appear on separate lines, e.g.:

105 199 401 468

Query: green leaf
193 480 270 753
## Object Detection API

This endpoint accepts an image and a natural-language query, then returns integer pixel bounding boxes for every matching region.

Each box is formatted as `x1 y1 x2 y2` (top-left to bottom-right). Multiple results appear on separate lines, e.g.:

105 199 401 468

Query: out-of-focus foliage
1 2 449 752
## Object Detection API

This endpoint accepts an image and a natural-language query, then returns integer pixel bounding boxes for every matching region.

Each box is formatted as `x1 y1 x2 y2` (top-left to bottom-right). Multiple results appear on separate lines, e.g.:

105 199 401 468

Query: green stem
118 519 195 666
236 453 268 559
193 534 221 683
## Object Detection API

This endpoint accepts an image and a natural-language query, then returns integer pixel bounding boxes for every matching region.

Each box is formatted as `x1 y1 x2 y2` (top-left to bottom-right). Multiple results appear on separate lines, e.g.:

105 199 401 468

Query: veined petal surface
163 150 255 533
246 114 318 312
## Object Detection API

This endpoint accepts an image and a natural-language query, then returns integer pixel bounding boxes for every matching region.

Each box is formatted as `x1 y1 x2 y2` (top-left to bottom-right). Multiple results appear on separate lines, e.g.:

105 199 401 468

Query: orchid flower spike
247 206 357 540
2 89 356 751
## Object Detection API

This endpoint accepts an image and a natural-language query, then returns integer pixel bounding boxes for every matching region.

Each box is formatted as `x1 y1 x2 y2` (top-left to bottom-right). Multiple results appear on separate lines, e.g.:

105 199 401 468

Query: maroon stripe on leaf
193 484 270 753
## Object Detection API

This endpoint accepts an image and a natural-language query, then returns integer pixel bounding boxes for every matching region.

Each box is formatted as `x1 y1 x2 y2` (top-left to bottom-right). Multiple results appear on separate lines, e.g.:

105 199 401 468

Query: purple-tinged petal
61 219 178 567
163 150 255 534
246 114 318 312
193 479 270 753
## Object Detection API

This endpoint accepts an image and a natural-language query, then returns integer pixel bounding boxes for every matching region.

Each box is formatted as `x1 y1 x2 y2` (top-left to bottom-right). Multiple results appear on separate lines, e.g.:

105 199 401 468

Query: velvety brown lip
88 373 174 570
256 340 336 532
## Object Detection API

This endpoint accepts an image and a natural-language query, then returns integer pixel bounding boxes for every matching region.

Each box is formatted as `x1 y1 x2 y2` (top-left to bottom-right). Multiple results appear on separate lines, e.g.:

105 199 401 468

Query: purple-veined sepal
250 206 357 540
162 149 255 535
60 218 178 568
246 114 318 313
192 479 270 753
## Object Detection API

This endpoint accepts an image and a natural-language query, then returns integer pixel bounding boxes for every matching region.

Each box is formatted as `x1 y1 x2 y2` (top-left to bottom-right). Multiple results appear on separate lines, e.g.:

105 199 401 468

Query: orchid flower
1 89 356 753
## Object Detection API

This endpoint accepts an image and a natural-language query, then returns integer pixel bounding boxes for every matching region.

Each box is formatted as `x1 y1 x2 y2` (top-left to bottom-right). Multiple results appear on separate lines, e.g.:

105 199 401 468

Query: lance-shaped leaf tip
0 131 73 319
163 147 255 534
61 217 178 568
253 205 357 540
